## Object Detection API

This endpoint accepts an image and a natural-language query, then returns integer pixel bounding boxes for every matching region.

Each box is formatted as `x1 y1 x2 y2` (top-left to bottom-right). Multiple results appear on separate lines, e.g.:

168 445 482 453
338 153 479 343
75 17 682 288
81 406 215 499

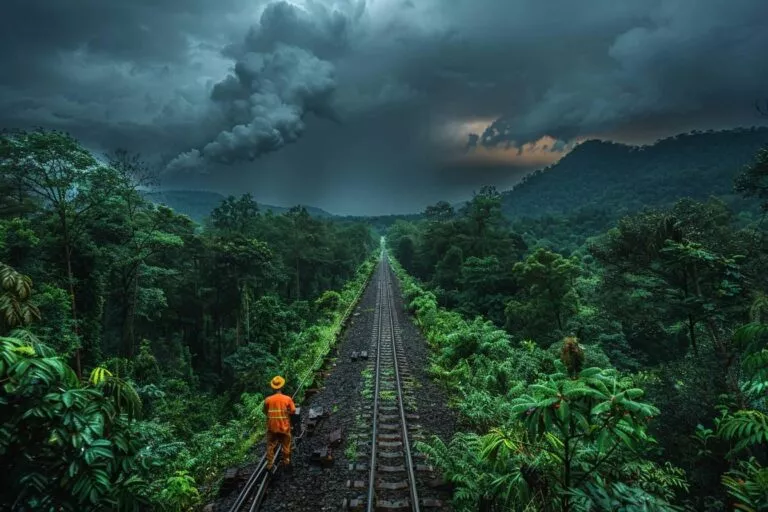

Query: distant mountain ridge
142 190 334 222
499 127 768 220
144 128 768 224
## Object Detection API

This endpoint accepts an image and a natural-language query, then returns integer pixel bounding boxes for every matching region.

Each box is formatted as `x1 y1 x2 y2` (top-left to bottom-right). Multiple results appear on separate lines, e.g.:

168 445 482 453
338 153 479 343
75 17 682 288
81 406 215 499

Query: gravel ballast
214 260 457 511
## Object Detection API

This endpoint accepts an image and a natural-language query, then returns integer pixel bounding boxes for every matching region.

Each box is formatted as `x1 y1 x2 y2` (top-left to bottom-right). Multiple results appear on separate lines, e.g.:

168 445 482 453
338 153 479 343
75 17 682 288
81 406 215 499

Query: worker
263 375 296 471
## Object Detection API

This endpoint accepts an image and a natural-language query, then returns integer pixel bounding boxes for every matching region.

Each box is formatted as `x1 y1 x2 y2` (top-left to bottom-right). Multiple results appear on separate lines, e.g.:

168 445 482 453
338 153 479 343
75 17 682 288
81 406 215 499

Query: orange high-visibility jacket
263 392 296 434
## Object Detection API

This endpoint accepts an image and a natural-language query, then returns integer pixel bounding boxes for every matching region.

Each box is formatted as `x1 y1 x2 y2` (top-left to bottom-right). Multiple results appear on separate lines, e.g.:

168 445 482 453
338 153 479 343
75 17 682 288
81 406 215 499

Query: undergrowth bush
388 251 689 511
283 255 376 403
147 254 377 504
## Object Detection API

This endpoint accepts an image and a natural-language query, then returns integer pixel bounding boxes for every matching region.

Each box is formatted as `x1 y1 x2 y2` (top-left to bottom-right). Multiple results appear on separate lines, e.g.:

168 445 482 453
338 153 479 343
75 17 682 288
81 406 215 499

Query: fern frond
722 458 768 512
718 410 768 456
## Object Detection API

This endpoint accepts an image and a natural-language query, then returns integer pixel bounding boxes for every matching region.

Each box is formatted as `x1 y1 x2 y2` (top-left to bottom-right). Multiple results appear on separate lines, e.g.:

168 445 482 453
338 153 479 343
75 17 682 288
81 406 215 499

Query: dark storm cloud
166 45 336 171
0 0 262 162
470 1 768 149
0 0 254 84
166 1 347 171
228 0 361 60
1 0 767 213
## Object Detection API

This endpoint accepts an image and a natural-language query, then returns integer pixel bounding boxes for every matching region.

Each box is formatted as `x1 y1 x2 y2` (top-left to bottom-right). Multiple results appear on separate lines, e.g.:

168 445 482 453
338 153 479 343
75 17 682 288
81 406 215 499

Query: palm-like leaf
0 262 40 331
722 458 768 512
719 410 768 457
2 335 149 510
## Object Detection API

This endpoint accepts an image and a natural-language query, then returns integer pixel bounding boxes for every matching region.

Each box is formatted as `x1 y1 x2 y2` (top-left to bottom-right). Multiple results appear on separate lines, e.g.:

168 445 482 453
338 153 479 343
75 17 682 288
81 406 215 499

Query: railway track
226 453 271 512
344 256 444 511
227 254 369 512
228 253 445 512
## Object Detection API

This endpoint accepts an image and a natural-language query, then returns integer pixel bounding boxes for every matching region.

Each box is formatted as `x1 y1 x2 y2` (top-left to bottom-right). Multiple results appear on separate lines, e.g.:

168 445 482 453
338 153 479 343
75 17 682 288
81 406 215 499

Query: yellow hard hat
270 375 285 390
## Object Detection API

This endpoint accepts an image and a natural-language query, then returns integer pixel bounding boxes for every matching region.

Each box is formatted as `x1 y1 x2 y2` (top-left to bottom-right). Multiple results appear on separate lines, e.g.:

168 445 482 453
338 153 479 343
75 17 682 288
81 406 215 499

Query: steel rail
366 256 421 511
227 455 268 512
247 467 271 512
230 254 378 512
366 263 386 512
384 268 421 512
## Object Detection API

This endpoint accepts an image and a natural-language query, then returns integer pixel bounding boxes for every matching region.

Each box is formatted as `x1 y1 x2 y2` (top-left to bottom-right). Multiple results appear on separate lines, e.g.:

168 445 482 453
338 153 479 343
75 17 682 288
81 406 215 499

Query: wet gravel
385 263 457 454
213 261 456 512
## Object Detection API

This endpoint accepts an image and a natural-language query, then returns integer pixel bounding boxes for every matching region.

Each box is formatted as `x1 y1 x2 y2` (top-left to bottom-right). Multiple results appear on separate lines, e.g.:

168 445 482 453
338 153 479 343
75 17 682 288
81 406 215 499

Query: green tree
434 245 464 291
458 186 526 260
505 248 579 340
204 236 275 372
591 199 748 362
687 320 768 511
281 206 328 300
424 200 455 223
396 235 417 272
735 146 768 212
0 130 119 375
99 150 183 358
386 220 422 273
458 256 510 325
208 193 260 235
0 171 35 219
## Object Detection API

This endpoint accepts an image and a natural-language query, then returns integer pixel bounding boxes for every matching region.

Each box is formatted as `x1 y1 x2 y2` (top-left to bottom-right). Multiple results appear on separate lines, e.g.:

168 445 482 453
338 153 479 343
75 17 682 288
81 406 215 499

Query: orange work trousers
266 431 292 469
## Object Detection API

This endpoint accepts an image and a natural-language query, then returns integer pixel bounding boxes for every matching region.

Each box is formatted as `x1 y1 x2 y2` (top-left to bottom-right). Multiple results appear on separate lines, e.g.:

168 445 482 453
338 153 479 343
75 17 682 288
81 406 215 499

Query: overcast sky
2 0 767 214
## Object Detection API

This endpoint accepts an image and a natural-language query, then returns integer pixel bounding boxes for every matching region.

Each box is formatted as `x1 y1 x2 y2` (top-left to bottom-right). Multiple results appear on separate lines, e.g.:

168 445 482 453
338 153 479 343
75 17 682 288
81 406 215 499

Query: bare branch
107 149 158 189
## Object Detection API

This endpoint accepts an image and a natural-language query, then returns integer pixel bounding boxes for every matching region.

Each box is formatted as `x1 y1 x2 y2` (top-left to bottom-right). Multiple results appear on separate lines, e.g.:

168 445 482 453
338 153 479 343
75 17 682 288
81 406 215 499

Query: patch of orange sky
438 117 589 167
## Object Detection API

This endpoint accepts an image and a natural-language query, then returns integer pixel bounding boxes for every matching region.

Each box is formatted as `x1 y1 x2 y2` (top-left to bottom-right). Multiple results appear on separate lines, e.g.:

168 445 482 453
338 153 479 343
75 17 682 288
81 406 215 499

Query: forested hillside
386 143 768 510
501 127 768 250
358 128 768 247
0 130 376 509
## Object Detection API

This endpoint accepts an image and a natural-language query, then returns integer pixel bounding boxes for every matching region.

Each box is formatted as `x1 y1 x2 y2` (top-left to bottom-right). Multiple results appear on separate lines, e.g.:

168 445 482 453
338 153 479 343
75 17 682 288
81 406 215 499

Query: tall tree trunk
216 286 223 376
244 285 250 343
218 319 223 376
119 269 137 358
687 314 698 355
236 312 241 347
236 281 243 346
120 291 131 357
295 258 301 300
682 270 699 355
62 217 81 379
692 267 725 355
478 497 494 512
691 265 736 391
562 415 577 512
128 269 139 357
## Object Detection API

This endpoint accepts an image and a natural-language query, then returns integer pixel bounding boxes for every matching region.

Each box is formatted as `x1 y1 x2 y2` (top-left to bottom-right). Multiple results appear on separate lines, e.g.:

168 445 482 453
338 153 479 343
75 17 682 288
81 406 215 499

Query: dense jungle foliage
2 125 768 511
0 129 376 510
142 190 334 223
387 141 768 510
